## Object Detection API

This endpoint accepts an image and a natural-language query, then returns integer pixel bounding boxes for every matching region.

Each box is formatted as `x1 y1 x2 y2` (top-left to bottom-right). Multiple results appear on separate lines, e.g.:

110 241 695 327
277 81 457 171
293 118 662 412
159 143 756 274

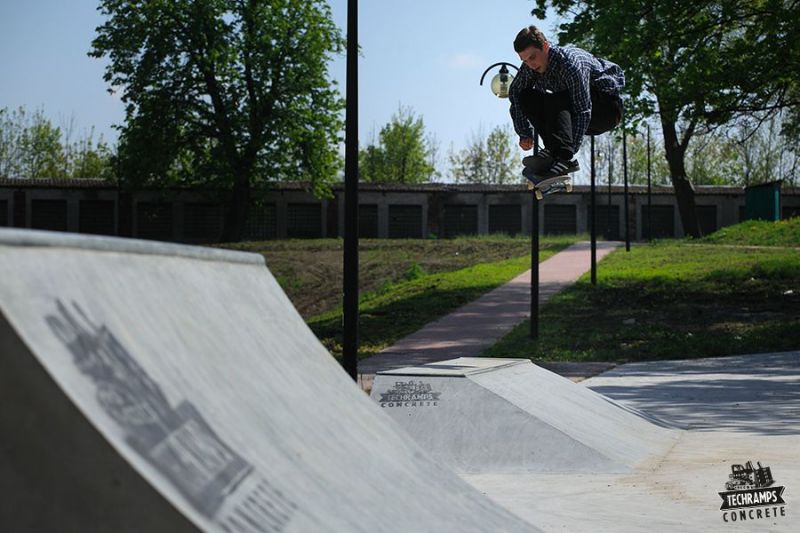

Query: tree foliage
90 0 345 241
624 132 671 186
730 112 800 186
449 125 519 184
589 117 798 188
0 107 114 179
359 106 436 183
531 0 800 235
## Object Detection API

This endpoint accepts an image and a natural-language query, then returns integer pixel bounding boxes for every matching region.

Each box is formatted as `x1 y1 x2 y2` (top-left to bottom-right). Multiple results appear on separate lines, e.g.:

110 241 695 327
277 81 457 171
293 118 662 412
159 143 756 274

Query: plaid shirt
509 45 624 153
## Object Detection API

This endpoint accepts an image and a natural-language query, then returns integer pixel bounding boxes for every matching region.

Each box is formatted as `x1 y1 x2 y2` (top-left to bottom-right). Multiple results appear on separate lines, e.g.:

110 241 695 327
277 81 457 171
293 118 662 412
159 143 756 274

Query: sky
0 0 567 181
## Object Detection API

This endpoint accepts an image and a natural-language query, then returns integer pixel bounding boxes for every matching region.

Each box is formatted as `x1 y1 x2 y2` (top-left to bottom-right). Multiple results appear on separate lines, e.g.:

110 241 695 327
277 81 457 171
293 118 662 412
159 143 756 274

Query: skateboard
524 174 573 200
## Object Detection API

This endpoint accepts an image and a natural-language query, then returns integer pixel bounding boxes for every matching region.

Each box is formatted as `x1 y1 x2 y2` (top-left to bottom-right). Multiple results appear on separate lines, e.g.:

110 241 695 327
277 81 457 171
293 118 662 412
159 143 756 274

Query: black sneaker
535 159 579 180
522 148 553 174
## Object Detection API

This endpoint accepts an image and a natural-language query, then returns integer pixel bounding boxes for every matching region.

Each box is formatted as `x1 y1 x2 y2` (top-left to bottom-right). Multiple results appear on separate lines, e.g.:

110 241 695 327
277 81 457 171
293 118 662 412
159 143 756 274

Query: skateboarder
509 26 625 184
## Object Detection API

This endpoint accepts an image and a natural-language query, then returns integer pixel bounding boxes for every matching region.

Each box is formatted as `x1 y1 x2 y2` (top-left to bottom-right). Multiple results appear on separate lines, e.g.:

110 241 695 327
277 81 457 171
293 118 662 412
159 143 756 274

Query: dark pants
519 88 622 161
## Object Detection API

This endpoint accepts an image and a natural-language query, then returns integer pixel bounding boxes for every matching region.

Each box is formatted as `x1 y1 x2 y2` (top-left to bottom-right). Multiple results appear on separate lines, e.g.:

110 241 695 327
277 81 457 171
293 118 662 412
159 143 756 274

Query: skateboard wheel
527 182 535 191
535 189 543 200
565 182 573 193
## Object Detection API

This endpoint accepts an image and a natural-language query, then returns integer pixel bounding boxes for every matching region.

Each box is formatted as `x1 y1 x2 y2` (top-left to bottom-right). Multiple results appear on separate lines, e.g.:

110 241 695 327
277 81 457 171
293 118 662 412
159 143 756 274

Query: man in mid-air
509 26 625 182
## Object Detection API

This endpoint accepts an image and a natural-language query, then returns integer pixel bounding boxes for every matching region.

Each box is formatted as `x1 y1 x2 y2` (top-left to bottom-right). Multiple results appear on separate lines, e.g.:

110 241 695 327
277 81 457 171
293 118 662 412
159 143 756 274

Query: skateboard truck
525 175 573 200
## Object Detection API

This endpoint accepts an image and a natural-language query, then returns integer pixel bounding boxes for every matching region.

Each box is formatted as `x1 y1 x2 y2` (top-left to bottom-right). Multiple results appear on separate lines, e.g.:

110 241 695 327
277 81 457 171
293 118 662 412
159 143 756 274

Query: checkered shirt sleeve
508 67 537 140
563 59 592 153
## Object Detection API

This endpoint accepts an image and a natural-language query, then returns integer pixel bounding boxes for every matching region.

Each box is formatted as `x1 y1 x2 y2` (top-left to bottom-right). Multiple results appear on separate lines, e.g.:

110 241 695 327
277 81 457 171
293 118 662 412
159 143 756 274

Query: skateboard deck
524 174 573 200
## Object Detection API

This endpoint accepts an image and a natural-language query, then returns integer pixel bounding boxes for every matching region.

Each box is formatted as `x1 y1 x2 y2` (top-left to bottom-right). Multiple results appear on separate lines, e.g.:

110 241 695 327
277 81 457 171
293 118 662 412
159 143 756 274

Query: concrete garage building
1 178 798 243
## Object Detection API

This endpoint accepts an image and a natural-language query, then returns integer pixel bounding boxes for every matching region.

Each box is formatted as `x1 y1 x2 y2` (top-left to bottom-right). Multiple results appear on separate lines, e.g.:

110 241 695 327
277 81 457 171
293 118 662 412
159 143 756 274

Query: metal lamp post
595 150 608 240
617 103 630 250
591 136 597 284
342 0 358 381
479 61 540 339
647 124 653 242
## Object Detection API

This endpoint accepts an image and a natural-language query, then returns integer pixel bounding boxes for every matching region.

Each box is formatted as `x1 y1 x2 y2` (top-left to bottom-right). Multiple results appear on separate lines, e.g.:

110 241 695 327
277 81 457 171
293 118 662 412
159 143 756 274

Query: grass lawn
484 230 800 363
297 235 578 359
222 234 576 318
695 217 800 247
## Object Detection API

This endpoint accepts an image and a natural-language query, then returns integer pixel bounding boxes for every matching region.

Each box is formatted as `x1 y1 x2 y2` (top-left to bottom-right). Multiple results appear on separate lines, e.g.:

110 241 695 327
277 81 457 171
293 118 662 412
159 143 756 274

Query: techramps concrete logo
718 460 787 524
46 300 298 532
378 380 441 408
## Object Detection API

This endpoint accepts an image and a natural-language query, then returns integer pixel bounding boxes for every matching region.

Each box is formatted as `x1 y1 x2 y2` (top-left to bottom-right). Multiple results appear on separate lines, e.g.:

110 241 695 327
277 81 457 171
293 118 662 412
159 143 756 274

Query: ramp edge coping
0 228 265 265
376 358 529 377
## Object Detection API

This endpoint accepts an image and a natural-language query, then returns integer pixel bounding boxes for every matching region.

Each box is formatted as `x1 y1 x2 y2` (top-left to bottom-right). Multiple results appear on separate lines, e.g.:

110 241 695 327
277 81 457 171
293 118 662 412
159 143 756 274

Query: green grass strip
310 244 569 360
483 241 800 363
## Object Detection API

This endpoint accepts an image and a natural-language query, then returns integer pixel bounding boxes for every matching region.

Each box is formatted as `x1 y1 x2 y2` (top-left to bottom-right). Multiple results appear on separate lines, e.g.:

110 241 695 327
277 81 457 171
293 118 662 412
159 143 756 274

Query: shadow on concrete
587 352 800 435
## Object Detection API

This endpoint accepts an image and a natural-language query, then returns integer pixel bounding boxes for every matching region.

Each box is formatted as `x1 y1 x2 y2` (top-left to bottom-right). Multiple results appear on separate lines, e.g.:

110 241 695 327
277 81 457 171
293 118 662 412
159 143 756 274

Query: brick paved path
358 241 620 378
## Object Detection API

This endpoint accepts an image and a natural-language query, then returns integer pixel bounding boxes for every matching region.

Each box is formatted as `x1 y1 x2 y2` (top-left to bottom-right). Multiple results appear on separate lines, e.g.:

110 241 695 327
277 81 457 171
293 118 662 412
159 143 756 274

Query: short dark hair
514 26 548 53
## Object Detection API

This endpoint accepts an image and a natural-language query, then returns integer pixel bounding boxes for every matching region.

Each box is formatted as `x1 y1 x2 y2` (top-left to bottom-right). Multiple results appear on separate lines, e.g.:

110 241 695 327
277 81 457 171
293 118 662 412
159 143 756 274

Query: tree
0 107 24 178
90 0 345 241
624 130 671 186
591 121 797 188
532 0 800 236
68 127 115 180
449 125 519 184
0 107 65 179
359 106 436 183
18 109 65 179
732 111 799 186
685 134 744 186
0 106 115 179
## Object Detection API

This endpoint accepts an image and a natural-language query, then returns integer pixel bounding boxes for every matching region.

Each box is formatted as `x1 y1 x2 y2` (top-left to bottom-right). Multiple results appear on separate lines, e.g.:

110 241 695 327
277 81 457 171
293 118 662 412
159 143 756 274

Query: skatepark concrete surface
0 229 536 532
374 354 799 532
2 228 797 532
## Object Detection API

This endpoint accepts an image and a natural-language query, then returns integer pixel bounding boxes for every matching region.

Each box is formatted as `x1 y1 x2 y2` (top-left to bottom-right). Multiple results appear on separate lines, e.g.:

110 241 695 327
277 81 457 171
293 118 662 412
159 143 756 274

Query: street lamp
479 60 540 339
479 62 519 98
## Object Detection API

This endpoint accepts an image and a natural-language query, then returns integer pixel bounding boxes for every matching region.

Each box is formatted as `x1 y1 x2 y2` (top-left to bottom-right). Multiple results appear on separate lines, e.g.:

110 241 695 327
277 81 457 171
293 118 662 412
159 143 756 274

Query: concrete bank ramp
371 358 680 474
0 229 537 533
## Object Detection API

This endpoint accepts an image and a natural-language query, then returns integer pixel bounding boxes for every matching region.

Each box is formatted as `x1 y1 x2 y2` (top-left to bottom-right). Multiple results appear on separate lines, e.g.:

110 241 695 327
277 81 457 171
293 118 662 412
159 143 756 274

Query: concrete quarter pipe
0 229 537 532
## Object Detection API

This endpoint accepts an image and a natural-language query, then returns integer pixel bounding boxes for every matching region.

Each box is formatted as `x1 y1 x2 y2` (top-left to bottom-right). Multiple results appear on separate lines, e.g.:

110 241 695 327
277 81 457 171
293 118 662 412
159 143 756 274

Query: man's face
518 42 549 73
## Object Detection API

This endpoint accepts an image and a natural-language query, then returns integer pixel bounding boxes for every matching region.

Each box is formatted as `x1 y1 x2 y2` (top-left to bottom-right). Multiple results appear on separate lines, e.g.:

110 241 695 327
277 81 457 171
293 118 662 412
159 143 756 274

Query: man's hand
519 137 533 151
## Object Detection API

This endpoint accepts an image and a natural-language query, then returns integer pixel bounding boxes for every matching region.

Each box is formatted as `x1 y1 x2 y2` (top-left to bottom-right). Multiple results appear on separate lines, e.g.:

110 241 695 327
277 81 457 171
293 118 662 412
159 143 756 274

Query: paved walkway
358 241 621 385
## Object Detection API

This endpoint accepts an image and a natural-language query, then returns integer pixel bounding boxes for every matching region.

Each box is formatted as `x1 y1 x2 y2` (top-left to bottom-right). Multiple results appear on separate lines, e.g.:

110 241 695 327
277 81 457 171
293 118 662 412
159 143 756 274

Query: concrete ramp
0 229 537 532
371 358 680 474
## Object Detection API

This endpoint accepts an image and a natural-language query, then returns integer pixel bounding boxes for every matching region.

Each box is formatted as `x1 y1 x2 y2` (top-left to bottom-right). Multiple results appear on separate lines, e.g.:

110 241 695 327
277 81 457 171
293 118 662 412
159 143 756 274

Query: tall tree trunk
221 174 251 242
660 117 702 238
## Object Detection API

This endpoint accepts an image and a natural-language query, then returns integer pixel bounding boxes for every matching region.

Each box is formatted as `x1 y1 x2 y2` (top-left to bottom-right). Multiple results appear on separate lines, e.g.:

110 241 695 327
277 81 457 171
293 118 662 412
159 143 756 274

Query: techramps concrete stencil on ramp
0 229 538 533
371 358 680 474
